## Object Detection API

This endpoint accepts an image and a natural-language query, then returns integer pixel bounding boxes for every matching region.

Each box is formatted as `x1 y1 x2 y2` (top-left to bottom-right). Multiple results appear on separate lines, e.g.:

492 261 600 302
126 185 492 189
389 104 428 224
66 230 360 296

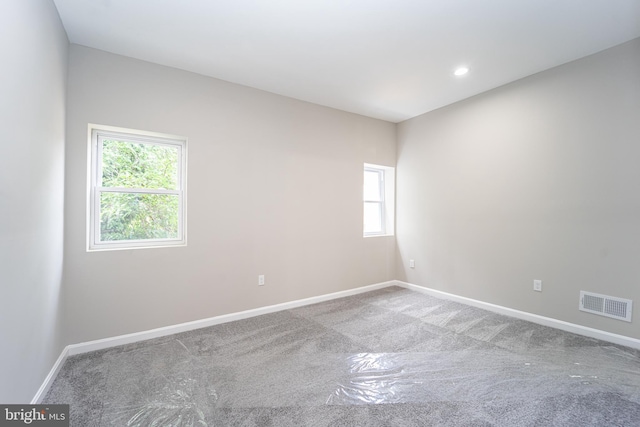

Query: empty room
2 0 640 425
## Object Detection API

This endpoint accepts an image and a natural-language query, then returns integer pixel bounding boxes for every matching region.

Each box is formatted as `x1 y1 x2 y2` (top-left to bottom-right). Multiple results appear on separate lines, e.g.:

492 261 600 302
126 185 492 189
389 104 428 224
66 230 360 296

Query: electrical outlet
258 275 265 286
533 279 542 292
409 259 415 268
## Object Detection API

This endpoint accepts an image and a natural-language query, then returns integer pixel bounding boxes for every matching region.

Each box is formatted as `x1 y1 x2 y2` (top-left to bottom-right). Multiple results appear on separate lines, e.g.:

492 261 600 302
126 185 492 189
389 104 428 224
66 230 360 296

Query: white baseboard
31 347 69 404
394 280 640 350
34 278 640 403
65 280 395 356
32 280 394 402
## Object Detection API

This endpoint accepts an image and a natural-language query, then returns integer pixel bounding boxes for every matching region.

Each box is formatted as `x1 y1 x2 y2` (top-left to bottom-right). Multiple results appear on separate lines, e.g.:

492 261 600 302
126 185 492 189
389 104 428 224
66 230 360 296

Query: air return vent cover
579 291 632 322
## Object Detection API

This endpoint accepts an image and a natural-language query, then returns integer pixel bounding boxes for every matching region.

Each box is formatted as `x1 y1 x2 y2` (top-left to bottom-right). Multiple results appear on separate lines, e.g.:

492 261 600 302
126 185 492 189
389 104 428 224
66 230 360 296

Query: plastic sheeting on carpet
44 286 640 426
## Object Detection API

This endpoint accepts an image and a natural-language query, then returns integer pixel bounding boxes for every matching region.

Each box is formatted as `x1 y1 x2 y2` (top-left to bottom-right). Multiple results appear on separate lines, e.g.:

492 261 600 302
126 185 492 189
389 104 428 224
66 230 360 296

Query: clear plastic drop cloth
42 287 640 426
327 347 640 406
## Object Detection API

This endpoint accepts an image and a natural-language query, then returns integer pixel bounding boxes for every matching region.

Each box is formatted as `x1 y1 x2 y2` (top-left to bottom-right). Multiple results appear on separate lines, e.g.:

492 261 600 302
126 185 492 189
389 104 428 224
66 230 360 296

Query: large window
88 125 187 251
363 163 394 237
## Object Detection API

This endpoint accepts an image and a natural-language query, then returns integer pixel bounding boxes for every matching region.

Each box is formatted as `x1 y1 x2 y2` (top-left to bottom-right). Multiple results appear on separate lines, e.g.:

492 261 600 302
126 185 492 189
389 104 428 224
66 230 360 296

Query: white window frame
87 124 187 251
363 163 395 237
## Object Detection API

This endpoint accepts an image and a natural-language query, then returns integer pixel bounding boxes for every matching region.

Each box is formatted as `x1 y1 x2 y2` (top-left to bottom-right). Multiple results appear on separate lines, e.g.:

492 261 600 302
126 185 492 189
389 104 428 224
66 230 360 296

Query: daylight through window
363 163 395 237
88 125 187 250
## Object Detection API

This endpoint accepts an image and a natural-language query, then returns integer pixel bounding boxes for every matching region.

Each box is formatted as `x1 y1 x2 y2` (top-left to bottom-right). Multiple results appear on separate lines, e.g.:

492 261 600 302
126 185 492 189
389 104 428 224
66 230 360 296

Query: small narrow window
363 163 394 237
88 125 187 251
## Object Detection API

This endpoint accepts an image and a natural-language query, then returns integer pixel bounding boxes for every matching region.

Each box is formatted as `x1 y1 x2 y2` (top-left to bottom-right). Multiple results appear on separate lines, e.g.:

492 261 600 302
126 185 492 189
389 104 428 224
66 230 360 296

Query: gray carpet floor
44 286 640 426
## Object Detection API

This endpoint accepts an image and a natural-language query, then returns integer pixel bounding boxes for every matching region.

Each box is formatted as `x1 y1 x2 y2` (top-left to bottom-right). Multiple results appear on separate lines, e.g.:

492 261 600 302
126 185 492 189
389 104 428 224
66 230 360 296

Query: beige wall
396 38 640 339
5 4 636 402
62 45 396 345
0 0 68 402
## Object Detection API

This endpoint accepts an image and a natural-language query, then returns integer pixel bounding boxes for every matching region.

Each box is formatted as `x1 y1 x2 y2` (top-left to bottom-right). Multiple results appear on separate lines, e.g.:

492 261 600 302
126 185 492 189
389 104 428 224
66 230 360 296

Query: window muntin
89 126 186 251
363 164 394 237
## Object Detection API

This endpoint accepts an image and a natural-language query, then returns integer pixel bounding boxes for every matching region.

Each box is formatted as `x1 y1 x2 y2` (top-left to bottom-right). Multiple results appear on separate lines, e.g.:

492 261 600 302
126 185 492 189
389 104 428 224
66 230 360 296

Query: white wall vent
579 291 632 322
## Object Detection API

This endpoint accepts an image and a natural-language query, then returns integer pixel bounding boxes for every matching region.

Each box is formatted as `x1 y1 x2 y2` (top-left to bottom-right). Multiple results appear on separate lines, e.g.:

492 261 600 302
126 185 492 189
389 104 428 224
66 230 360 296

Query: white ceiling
53 0 640 123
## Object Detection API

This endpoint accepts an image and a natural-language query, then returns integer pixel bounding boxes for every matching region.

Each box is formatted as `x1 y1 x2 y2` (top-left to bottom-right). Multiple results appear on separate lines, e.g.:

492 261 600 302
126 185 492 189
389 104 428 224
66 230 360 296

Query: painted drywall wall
62 45 396 344
0 0 68 402
396 38 640 339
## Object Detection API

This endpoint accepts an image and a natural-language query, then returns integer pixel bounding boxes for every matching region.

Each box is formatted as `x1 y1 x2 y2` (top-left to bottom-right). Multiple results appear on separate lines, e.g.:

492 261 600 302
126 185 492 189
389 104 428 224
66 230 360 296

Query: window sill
87 241 187 252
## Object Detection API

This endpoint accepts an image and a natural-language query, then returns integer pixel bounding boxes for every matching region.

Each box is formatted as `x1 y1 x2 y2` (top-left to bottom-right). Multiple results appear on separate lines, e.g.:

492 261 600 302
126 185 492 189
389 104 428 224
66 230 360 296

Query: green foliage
102 139 178 189
99 139 180 242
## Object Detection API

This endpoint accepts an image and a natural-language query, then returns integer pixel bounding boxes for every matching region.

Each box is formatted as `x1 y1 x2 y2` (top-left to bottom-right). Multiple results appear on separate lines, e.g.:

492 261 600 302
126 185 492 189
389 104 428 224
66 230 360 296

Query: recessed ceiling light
454 67 469 76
